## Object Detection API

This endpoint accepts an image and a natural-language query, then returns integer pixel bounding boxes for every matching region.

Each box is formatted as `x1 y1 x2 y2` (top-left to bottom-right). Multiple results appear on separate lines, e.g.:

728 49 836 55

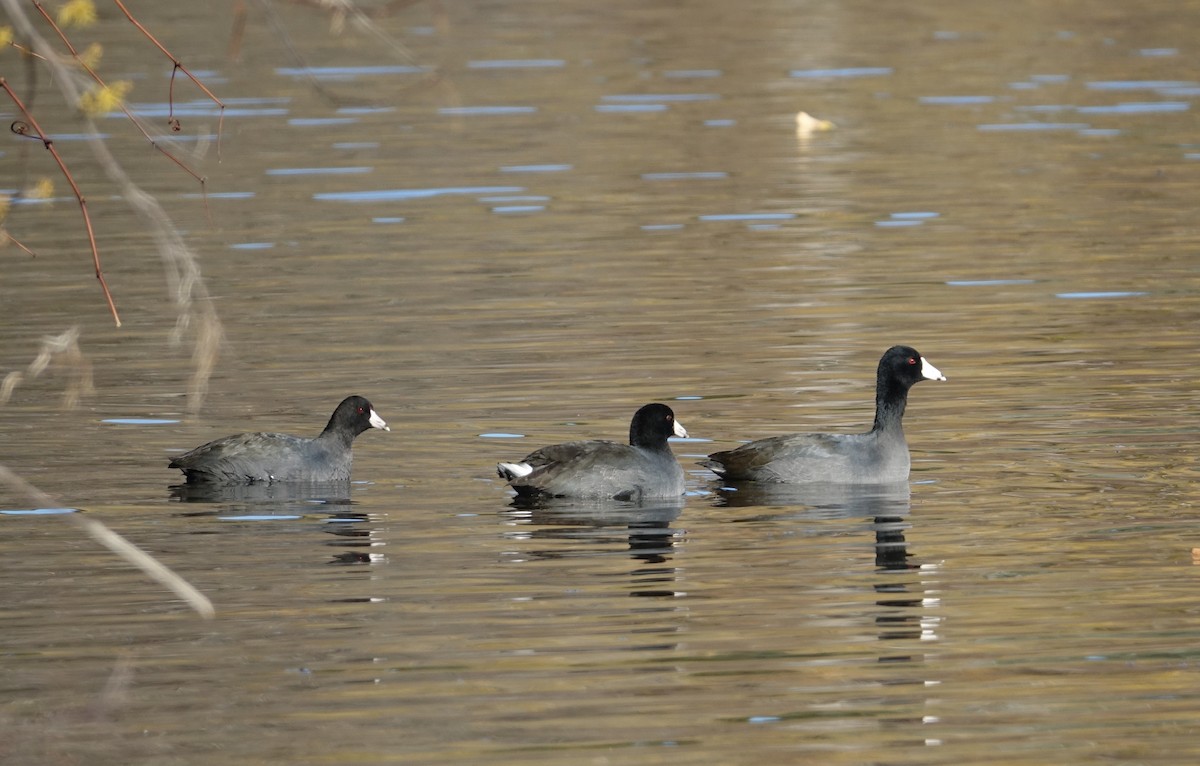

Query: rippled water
3 0 1199 763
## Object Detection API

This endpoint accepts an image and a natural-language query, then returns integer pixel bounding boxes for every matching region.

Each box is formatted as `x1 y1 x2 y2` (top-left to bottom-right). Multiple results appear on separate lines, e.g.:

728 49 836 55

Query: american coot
497 403 689 501
702 346 945 484
169 395 389 484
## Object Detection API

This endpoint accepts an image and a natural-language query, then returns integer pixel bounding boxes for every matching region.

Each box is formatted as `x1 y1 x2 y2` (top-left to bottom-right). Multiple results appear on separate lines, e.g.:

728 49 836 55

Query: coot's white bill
369 409 390 431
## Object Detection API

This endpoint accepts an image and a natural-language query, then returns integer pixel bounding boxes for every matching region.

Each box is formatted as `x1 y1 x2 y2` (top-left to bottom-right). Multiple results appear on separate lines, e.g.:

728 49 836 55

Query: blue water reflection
500 164 573 173
439 106 538 116
315 186 524 202
275 65 427 78
467 60 566 69
790 66 892 78
266 167 372 176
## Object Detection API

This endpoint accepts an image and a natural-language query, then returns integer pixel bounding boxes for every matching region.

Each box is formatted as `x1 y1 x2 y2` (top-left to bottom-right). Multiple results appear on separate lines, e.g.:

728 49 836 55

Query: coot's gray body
703 346 944 484
169 395 388 484
498 403 688 501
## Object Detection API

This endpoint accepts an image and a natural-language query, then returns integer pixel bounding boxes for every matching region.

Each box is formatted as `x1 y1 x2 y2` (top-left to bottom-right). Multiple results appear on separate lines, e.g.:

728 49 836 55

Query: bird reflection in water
501 497 686 599
714 481 939 656
167 480 383 565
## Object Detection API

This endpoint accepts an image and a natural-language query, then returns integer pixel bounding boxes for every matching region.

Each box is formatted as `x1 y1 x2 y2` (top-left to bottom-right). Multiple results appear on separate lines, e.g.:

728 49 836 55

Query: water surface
2 1 1199 764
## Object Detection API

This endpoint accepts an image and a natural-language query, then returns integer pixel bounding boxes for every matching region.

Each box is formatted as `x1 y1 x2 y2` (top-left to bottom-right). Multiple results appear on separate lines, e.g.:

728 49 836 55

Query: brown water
3 0 1200 763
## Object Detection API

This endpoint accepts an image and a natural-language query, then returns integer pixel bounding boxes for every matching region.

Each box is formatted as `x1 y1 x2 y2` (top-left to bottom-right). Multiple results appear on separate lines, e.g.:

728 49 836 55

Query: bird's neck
631 436 670 452
318 424 356 447
872 380 909 434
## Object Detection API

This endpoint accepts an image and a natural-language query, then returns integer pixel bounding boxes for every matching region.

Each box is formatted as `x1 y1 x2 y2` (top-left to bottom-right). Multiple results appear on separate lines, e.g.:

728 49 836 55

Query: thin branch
326 0 425 67
1 227 39 257
111 0 226 159
30 1 210 188
2 0 224 413
248 0 365 107
1 78 122 327
247 0 448 106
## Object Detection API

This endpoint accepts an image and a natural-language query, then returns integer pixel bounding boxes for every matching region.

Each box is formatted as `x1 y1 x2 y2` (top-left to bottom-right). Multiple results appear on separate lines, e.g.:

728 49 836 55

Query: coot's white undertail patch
497 403 688 501
497 462 534 479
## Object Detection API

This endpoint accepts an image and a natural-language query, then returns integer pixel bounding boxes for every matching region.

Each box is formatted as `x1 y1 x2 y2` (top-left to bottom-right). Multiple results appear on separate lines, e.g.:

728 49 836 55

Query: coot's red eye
908 357 917 365
357 407 364 414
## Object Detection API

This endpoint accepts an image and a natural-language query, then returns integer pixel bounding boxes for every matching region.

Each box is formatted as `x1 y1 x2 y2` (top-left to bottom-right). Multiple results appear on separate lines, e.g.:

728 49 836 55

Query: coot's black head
325 395 390 438
629 403 688 448
879 345 946 390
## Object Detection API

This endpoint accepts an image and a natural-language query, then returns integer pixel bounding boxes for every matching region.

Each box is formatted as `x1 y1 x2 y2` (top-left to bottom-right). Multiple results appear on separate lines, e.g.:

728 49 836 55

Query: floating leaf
58 0 98 29
795 111 836 137
79 80 133 116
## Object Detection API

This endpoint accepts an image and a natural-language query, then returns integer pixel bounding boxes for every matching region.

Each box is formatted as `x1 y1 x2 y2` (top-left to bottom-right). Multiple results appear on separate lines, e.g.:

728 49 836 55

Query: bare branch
1 79 123 327
1 226 40 257
2 0 224 412
110 0 226 158
31 1 211 187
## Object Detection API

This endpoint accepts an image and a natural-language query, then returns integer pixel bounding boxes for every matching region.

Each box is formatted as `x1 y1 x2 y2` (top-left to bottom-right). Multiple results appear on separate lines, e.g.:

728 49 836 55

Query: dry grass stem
0 465 215 620
2 0 224 413
0 326 95 407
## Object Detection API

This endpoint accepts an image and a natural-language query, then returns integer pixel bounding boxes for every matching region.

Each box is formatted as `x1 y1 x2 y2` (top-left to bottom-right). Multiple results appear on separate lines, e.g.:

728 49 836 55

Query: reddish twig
1 77 122 327
111 0 226 160
2 228 39 258
30 1 210 191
